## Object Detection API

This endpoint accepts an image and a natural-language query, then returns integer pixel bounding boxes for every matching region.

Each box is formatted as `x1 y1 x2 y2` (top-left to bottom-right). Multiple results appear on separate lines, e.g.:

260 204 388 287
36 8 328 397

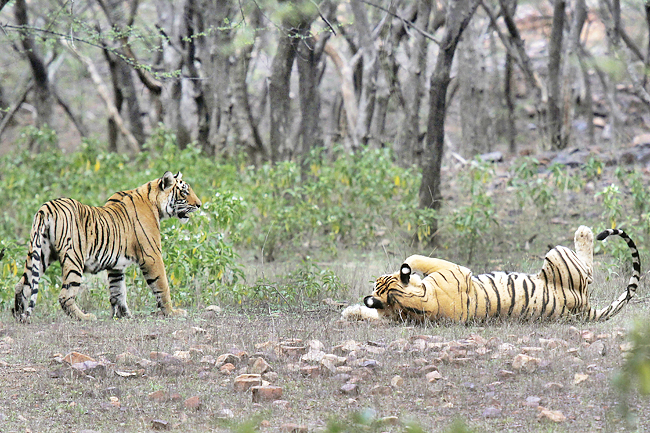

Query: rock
369 385 392 395
149 351 171 361
233 374 262 392
482 407 501 418
205 305 222 313
390 375 404 388
581 330 596 343
537 407 567 423
169 392 182 402
498 369 515 379
249 357 272 375
479 151 503 163
216 353 240 367
573 373 589 385
148 390 168 403
251 385 283 402
151 420 171 430
544 382 564 391
272 400 290 410
425 371 442 382
216 408 234 419
71 361 106 377
524 396 542 407
340 383 359 396
280 423 308 433
586 340 606 356
301 349 325 363
512 354 539 373
116 352 138 365
184 396 201 410
379 415 400 425
219 363 236 374
538 338 568 350
63 352 95 365
300 366 320 378
172 351 191 362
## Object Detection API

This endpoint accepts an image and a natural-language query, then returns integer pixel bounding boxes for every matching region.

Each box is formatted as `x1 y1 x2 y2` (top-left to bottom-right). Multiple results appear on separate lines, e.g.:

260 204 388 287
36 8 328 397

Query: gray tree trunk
419 0 481 247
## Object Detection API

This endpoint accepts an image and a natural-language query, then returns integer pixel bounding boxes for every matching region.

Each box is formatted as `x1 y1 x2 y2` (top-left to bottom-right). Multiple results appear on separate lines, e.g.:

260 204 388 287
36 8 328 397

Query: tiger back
13 171 201 322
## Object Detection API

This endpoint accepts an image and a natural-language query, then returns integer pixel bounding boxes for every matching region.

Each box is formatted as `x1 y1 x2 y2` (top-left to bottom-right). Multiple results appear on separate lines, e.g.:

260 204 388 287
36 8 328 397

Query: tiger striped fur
12 171 201 322
362 226 640 323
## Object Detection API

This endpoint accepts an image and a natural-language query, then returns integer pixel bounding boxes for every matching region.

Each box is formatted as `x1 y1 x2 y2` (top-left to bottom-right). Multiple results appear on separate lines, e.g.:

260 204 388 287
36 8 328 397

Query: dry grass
1 284 648 433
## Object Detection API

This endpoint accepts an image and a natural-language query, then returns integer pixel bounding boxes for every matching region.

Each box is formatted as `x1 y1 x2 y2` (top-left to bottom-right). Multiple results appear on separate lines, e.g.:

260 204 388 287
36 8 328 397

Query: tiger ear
175 172 183 180
400 263 411 285
161 171 175 190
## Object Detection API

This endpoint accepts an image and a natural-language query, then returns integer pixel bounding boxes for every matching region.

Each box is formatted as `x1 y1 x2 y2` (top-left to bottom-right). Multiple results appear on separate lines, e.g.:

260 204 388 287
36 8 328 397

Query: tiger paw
170 308 187 317
79 313 97 321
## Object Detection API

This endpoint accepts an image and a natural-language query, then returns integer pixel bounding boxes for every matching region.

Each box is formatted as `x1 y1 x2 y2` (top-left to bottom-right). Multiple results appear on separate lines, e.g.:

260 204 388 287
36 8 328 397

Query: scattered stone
587 340 606 357
390 375 404 388
151 419 171 430
369 385 392 395
109 396 120 407
216 353 240 367
169 392 182 402
537 407 567 423
263 371 278 382
149 351 171 361
544 382 564 392
220 363 236 375
116 352 138 365
205 305 222 313
184 396 201 411
426 371 442 382
272 400 291 410
573 373 589 385
512 354 539 373
233 374 262 392
581 330 596 343
498 370 515 379
340 383 359 396
251 385 283 402
539 338 568 350
148 390 168 403
114 370 138 378
249 357 272 375
63 352 95 365
71 360 107 377
216 408 235 419
379 416 400 425
300 366 320 378
482 407 502 418
301 349 325 363
333 373 352 382
524 396 542 407
280 423 308 433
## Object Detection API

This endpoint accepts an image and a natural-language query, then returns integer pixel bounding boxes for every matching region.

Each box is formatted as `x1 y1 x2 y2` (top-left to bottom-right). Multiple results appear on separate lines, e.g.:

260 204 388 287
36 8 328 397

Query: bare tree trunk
268 32 300 162
350 0 379 146
419 0 481 246
396 0 433 161
505 50 516 154
14 0 55 151
548 0 566 150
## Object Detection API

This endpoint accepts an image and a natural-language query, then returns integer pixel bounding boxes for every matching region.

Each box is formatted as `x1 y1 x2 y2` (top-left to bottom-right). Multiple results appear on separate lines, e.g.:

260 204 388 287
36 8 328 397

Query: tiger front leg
107 269 132 318
58 263 96 321
13 275 33 323
141 259 186 317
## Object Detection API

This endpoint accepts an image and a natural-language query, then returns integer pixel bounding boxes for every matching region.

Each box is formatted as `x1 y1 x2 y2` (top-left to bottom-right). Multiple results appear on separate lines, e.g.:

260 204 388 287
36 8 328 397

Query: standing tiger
12 171 201 322
354 226 640 323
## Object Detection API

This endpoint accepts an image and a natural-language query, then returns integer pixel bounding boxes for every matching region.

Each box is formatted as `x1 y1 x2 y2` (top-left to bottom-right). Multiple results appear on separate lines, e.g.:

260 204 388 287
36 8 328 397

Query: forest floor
0 301 648 433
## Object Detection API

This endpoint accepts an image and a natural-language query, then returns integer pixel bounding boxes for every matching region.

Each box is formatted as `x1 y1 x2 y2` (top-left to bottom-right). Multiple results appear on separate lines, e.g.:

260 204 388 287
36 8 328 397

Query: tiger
12 171 202 322
353 226 640 323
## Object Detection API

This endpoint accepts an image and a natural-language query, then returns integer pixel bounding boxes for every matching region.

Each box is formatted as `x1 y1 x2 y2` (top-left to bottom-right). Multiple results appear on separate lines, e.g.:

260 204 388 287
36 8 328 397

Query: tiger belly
471 272 552 320
83 255 133 274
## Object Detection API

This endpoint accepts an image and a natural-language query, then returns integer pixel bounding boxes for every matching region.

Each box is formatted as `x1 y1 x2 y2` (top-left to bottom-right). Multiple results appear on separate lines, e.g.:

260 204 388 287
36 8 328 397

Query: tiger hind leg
574 225 594 282
58 262 96 321
107 269 132 318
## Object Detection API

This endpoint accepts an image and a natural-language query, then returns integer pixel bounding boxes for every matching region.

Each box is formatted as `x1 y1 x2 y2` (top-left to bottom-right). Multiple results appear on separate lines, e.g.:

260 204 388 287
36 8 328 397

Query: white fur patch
341 304 380 321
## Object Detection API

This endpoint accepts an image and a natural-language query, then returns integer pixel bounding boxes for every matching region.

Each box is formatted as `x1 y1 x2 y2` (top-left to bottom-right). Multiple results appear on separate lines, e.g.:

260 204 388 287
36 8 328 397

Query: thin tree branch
358 0 440 44
0 81 33 140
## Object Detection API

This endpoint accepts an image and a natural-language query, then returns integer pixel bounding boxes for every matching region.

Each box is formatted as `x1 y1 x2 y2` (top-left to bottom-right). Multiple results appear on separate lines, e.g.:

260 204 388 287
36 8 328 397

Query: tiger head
159 171 202 223
363 263 424 321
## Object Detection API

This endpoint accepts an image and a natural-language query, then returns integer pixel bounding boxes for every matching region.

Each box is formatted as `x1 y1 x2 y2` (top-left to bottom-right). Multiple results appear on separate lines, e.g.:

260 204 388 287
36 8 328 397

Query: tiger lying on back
345 226 639 323
13 171 201 322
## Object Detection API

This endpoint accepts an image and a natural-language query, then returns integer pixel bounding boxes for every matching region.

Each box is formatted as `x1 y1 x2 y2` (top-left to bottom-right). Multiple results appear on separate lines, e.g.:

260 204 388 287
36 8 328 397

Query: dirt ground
0 296 648 433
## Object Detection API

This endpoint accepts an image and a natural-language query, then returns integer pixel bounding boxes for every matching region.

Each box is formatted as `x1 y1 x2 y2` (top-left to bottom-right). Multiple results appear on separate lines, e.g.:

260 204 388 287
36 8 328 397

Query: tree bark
14 0 55 150
419 0 481 246
350 0 379 146
547 0 566 150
